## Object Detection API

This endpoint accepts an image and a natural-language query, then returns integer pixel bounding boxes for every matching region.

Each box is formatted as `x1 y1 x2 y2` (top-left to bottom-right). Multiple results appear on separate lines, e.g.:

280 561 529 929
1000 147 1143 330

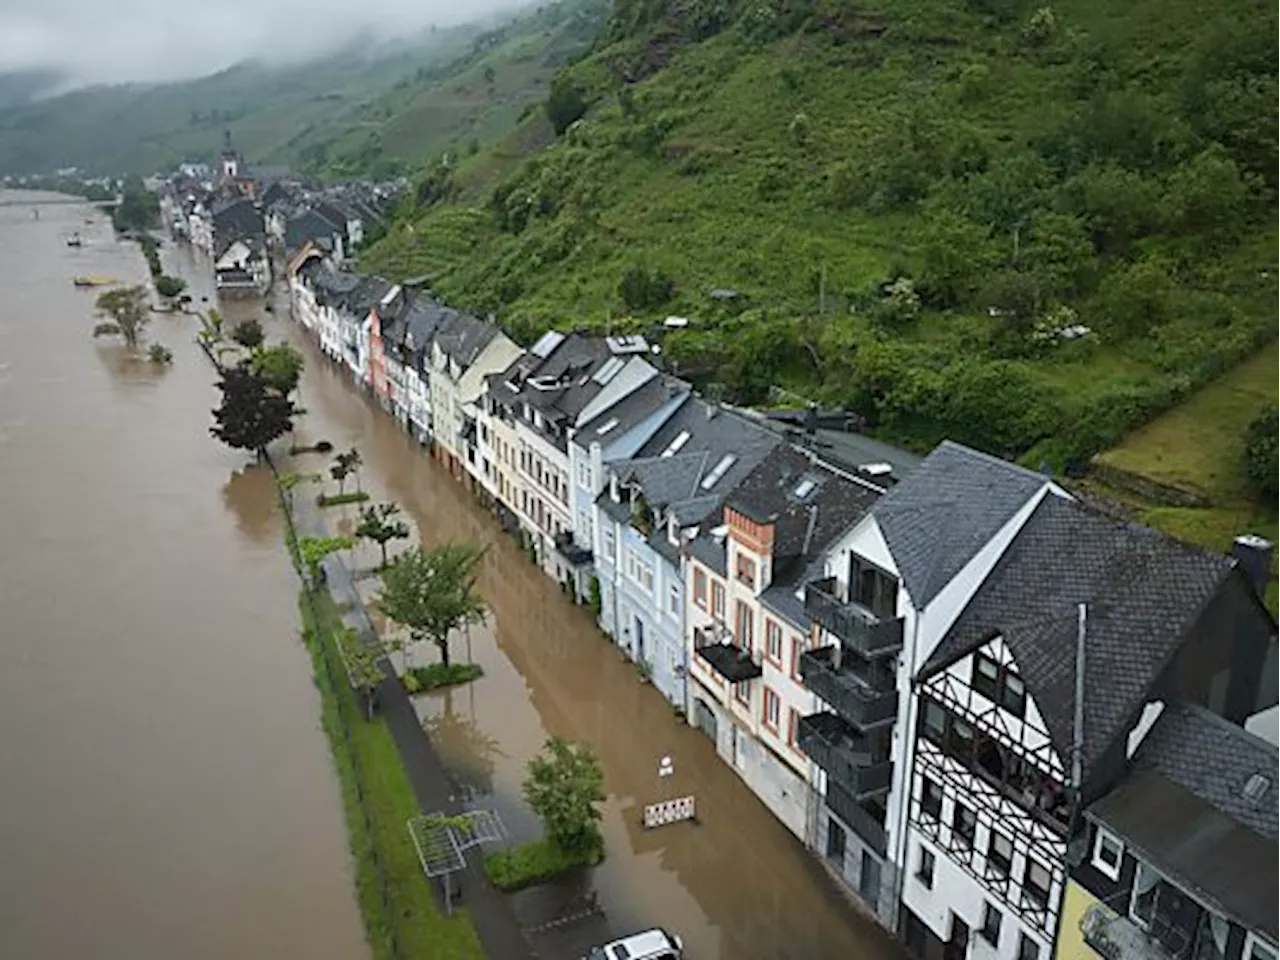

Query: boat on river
65 233 83 248
72 276 117 288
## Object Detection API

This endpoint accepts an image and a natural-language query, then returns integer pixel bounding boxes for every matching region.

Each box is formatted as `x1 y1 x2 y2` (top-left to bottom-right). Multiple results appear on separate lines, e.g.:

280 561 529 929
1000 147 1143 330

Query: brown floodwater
0 195 368 960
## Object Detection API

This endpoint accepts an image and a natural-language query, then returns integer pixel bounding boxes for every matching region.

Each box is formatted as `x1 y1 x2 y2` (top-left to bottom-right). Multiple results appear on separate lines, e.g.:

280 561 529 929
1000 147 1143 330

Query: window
922 700 946 745
669 582 680 615
1019 934 1040 960
987 831 1013 878
972 651 1027 719
1023 859 1051 910
735 600 754 653
602 525 615 559
735 678 751 706
952 802 977 850
1091 827 1124 881
1130 861 1159 928
981 903 1002 946
790 636 805 680
626 549 654 592
736 551 757 588
948 717 975 761
701 454 737 490
1245 935 1278 960
763 687 780 730
712 580 726 619
694 569 708 609
788 708 801 748
848 554 898 619
766 619 783 663
921 777 943 820
917 846 935 888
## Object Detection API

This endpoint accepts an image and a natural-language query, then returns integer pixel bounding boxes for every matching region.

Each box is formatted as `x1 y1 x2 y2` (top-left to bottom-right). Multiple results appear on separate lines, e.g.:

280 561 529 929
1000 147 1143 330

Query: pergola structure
406 810 508 914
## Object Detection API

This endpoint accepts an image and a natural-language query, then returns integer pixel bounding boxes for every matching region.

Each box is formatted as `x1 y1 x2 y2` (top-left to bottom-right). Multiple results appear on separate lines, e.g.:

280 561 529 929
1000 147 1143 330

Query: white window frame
668 581 680 615
1245 935 1278 960
1091 826 1124 881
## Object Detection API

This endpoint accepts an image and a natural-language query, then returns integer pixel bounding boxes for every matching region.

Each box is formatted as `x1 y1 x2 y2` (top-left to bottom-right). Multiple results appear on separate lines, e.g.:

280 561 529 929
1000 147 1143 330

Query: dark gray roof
761 584 807 630
755 415 924 482
284 210 342 252
688 529 727 578
434 312 498 371
622 453 710 508
925 494 1236 783
1089 703 1277 937
872 440 1050 607
403 299 452 370
575 373 690 447
211 197 264 238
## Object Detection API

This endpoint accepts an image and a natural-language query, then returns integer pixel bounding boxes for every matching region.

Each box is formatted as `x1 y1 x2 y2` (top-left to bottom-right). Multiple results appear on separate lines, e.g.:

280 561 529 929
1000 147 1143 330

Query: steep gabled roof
211 197 264 238
434 312 498 371
925 494 1237 782
1089 702 1277 937
870 440 1051 607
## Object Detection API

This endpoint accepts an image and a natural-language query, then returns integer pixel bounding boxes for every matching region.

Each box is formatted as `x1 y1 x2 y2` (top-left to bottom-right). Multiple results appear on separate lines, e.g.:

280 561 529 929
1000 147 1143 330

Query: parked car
585 928 684 960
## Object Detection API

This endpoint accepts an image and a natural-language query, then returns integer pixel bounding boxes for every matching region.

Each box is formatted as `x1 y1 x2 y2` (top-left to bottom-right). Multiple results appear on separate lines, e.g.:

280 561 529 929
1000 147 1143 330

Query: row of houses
159 131 403 297
283 254 1279 960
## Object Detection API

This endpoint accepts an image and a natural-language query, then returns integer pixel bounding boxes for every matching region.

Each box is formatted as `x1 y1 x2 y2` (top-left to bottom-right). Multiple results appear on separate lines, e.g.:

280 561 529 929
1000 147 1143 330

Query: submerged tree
251 342 305 396
210 366 299 459
377 543 486 668
356 501 411 568
340 625 385 720
154 274 186 302
524 737 605 856
230 318 265 349
92 285 150 349
147 343 173 364
296 535 354 585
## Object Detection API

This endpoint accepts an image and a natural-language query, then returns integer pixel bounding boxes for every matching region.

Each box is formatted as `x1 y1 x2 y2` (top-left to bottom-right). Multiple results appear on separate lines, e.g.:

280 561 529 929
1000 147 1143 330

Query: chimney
1232 535 1274 597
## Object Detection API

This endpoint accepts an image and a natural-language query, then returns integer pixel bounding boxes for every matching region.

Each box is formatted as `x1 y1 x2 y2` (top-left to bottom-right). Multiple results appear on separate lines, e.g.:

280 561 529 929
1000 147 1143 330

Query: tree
523 737 605 856
377 543 487 668
154 274 186 301
483 64 496 85
200 308 225 342
1244 408 1278 503
93 285 151 349
251 343 305 396
210 366 299 458
112 175 159 233
330 447 361 495
147 343 173 364
545 77 587 136
231 319 265 349
356 502 411 568
340 625 385 720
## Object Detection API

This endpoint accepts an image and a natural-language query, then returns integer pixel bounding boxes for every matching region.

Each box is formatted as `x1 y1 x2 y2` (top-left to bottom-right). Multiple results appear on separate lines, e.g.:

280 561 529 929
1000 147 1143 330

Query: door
826 817 847 864
635 616 646 662
693 700 717 742
859 851 882 905
945 913 970 960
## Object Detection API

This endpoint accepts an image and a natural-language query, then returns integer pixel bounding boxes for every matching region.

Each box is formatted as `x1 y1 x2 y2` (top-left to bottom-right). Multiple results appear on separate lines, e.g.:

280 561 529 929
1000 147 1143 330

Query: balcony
553 530 592 567
695 629 762 684
825 780 888 857
804 578 904 658
800 646 897 730
798 712 893 800
1080 904 1190 960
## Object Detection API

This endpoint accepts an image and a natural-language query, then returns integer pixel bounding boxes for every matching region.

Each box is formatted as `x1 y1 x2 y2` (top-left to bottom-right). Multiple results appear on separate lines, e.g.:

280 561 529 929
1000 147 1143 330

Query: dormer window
736 552 757 589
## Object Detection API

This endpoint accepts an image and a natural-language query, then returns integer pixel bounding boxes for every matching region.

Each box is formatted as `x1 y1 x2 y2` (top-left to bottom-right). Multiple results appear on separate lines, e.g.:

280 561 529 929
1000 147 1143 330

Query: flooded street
0 195 368 960
0 191 897 960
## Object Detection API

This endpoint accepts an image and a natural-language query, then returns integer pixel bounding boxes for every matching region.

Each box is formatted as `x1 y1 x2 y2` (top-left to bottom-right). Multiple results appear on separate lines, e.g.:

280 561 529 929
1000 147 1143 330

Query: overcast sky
0 0 518 87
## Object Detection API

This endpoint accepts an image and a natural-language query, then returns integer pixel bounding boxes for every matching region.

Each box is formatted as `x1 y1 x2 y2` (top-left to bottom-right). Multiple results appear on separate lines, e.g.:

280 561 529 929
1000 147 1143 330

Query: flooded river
0 192 899 960
0 195 368 959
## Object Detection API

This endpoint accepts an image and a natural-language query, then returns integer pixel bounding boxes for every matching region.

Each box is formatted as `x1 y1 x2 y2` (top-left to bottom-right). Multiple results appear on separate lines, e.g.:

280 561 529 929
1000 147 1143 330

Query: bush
154 274 186 299
484 837 602 892
1245 409 1278 503
546 77 587 136
618 265 675 312
405 662 483 692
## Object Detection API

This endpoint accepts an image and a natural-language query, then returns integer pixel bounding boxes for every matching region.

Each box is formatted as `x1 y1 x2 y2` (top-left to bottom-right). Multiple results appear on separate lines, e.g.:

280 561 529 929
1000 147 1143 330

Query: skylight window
591 357 625 385
596 417 620 436
700 454 737 490
661 430 691 458
1243 773 1271 803
794 478 817 500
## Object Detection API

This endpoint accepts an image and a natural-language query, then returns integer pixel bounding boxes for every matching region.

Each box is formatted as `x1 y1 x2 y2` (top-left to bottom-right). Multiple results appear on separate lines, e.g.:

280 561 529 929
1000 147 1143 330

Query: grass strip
404 662 484 694
484 838 603 893
318 491 372 507
298 588 484 960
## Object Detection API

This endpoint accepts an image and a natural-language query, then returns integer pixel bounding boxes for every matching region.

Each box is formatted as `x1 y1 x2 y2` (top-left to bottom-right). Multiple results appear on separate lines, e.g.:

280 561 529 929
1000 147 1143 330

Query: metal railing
799 646 897 729
804 578 904 657
825 780 888 857
798 712 893 800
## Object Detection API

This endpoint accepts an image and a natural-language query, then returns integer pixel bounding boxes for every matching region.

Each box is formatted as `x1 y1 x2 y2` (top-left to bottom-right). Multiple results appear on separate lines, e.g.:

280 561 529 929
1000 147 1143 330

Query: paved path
301 503 538 960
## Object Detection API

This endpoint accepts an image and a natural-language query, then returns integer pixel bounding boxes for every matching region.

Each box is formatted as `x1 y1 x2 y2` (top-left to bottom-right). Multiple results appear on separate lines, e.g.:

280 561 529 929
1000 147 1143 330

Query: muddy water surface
0 195 367 960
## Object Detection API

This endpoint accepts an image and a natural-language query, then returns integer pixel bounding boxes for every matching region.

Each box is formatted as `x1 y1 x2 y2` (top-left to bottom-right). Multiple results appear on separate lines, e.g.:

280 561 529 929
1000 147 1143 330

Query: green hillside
362 0 1278 467
0 0 604 179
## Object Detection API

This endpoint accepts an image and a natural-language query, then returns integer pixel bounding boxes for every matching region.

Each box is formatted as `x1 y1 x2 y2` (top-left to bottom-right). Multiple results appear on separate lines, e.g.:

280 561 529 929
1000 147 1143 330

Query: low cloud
0 0 518 87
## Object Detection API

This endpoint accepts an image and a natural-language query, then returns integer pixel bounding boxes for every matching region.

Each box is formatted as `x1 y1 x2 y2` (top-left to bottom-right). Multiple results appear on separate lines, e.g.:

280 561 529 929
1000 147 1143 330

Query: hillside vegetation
0 0 604 179
363 0 1278 468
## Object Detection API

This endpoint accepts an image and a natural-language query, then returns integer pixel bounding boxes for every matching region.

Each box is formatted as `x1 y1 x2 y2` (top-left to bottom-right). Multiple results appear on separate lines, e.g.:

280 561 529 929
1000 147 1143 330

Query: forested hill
362 0 1278 466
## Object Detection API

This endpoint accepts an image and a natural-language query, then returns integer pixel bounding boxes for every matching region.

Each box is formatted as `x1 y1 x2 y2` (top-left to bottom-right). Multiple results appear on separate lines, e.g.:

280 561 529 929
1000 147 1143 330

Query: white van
584 928 684 960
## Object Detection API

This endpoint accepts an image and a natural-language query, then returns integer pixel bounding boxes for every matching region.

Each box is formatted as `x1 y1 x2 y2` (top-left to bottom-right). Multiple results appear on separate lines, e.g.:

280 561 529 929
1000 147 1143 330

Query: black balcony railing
695 630 762 684
553 530 592 566
799 646 897 730
804 578 904 658
798 712 892 800
825 780 888 857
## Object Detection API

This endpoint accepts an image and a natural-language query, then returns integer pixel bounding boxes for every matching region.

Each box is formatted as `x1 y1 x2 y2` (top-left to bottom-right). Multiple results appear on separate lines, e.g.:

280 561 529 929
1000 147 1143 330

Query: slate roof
211 197 264 238
1089 702 1277 937
924 494 1237 783
284 210 343 252
871 440 1051 607
757 416 924 482
434 312 498 372
402 299 453 371
574 373 689 449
